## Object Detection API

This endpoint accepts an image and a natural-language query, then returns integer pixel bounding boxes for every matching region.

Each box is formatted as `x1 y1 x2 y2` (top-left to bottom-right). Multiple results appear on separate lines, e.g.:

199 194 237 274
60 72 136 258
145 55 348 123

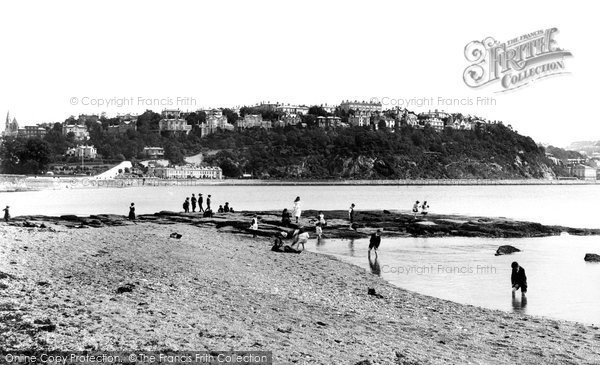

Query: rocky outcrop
495 245 521 256
7 210 600 239
584 253 600 262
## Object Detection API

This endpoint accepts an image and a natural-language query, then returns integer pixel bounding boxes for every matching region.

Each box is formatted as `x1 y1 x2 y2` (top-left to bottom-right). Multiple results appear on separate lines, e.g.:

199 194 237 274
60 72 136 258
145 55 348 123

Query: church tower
3 111 19 137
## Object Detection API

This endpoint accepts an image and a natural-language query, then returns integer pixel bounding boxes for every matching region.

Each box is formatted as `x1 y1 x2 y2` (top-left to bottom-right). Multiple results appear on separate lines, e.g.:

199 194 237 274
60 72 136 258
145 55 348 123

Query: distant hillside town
0 100 598 180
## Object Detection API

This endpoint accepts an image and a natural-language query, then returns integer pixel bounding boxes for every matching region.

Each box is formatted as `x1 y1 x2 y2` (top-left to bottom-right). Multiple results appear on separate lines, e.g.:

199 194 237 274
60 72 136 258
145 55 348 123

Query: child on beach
292 197 302 223
315 222 323 239
249 216 259 230
349 203 355 229
291 228 309 250
318 211 326 226
421 201 429 215
412 200 420 218
218 205 224 213
281 208 292 227
183 198 190 213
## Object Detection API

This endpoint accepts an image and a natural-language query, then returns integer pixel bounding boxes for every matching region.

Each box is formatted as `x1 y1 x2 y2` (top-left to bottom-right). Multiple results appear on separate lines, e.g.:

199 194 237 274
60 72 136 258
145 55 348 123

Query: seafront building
571 164 597 181
152 165 223 179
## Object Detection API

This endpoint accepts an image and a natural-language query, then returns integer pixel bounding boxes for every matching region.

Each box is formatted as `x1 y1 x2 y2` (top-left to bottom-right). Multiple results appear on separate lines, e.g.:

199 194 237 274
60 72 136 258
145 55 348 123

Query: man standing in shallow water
369 229 382 256
511 261 527 297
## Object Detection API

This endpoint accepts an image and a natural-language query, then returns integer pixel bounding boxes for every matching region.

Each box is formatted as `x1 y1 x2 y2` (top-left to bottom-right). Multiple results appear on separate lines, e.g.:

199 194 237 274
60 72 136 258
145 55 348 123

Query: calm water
2 184 600 323
1 184 599 228
307 235 600 325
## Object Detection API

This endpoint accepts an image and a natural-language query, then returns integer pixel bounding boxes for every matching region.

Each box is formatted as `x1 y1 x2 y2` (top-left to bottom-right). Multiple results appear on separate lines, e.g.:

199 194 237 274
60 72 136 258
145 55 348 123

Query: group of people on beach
412 200 430 218
181 193 234 217
182 193 210 213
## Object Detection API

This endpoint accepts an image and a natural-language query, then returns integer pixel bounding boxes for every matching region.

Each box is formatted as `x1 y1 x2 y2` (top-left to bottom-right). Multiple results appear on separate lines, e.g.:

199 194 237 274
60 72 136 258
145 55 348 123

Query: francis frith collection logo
463 28 572 92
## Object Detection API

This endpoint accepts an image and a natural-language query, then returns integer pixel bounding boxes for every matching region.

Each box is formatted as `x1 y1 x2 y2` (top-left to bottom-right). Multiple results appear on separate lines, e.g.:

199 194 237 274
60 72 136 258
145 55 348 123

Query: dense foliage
201 123 560 179
0 109 565 179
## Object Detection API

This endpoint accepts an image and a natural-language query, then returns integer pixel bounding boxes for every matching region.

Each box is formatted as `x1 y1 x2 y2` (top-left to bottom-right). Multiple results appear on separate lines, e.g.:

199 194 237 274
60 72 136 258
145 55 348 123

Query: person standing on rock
198 193 204 212
511 261 527 297
412 200 420 218
318 211 326 226
191 194 197 213
3 205 10 222
183 197 190 213
421 201 429 216
128 203 136 220
292 196 302 224
206 194 212 211
369 229 382 256
281 208 292 227
348 203 356 229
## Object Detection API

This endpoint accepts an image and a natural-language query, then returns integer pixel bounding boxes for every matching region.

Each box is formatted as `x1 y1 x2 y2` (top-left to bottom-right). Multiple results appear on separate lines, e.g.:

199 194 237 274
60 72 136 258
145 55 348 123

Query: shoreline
1 176 598 192
7 209 600 238
1 221 599 364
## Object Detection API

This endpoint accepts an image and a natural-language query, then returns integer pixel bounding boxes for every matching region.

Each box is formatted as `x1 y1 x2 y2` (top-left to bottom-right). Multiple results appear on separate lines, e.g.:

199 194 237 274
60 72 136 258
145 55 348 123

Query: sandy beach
1 221 600 364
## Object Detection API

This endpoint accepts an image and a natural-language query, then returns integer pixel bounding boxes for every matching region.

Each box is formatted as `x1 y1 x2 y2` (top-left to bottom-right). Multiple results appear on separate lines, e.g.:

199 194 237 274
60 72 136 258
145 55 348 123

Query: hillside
202 124 560 179
566 140 600 155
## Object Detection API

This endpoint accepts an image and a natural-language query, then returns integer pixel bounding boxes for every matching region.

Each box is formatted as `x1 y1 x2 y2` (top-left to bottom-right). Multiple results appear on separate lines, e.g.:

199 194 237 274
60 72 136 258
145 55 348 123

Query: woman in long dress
292 196 302 223
128 203 136 220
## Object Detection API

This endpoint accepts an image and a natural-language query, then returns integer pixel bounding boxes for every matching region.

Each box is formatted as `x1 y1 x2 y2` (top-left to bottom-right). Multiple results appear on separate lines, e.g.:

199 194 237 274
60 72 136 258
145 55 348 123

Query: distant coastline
0 174 598 192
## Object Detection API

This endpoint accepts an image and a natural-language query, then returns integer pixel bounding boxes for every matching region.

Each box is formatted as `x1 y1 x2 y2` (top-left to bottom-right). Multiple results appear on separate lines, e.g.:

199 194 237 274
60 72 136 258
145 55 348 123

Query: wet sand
1 222 599 364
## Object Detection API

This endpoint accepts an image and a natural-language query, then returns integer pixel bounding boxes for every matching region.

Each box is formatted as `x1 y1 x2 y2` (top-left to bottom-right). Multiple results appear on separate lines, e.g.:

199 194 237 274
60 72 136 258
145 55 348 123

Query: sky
0 0 597 147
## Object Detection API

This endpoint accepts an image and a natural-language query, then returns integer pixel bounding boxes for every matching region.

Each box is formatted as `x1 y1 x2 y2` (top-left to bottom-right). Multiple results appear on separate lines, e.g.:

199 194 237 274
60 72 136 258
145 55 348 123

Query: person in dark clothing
203 208 213 218
183 198 190 213
128 203 136 220
198 194 204 212
348 203 356 229
206 195 212 210
191 194 197 212
369 229 382 255
218 205 224 213
511 261 527 295
3 205 10 222
281 208 292 227
223 202 230 212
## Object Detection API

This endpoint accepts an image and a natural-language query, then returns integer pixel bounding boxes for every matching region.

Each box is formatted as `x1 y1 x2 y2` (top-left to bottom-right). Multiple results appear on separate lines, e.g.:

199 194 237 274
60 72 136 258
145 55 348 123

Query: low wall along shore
1 175 597 192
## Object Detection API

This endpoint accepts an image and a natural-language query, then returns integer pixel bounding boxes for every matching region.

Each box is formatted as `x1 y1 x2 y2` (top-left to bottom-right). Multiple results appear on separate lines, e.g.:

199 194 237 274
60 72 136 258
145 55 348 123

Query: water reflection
316 236 325 247
511 291 528 314
368 251 381 276
348 238 356 256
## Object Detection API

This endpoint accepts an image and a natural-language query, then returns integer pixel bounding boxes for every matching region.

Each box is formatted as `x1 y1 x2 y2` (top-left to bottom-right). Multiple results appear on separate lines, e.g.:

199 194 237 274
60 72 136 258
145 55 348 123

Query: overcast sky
0 0 596 147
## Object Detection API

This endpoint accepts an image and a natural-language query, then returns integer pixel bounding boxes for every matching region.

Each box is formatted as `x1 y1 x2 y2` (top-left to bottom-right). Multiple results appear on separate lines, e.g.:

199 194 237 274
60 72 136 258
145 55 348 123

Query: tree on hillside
308 106 329 117
222 108 239 124
0 137 51 174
